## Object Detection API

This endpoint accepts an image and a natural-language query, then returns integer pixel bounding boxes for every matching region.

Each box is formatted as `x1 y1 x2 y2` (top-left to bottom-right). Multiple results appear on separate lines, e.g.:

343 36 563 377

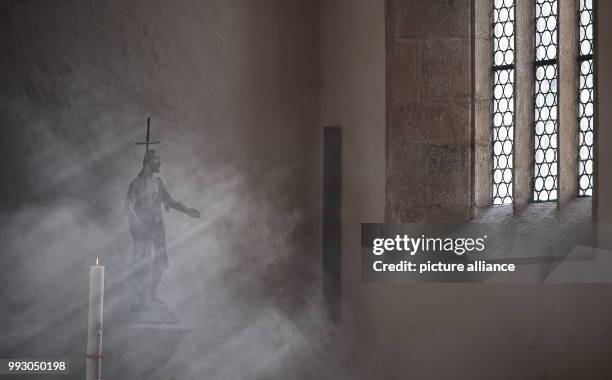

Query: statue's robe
127 173 172 303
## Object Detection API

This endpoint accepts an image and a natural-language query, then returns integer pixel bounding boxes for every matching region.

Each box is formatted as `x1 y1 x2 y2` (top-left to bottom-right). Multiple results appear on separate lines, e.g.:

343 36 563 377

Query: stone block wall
385 0 473 222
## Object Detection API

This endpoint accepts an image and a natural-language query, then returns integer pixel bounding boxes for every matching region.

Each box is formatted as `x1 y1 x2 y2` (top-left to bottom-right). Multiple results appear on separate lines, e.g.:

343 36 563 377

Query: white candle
86 257 104 380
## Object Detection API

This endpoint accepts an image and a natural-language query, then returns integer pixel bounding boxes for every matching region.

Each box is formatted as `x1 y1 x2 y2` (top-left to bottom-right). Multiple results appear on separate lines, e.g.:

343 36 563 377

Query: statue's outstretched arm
169 199 201 219
159 179 200 219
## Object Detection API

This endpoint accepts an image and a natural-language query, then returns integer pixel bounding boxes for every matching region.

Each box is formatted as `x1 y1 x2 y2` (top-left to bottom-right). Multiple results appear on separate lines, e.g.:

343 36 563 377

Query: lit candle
86 257 104 380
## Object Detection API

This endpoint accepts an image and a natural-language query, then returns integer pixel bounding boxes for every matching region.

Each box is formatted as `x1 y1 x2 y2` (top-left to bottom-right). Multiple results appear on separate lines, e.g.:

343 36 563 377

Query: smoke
0 93 341 379
0 159 341 379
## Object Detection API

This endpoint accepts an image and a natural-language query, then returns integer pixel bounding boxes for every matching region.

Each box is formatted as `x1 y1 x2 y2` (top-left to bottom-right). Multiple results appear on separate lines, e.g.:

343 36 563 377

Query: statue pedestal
106 303 189 380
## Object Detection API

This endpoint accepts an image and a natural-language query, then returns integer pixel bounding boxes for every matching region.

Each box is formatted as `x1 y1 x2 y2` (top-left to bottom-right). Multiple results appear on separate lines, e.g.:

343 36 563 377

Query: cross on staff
135 117 160 151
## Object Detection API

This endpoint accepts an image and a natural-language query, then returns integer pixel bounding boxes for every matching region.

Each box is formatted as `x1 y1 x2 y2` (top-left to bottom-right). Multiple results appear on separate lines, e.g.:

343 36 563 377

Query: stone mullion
558 0 579 207
513 0 535 211
474 0 493 209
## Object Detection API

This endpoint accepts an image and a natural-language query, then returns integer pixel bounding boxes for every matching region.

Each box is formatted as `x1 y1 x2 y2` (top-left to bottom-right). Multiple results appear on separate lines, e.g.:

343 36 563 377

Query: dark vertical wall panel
323 126 341 321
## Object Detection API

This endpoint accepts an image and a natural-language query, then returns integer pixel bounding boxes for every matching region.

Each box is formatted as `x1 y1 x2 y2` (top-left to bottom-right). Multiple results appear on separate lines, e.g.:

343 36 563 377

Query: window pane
534 0 558 202
578 0 594 197
492 0 515 205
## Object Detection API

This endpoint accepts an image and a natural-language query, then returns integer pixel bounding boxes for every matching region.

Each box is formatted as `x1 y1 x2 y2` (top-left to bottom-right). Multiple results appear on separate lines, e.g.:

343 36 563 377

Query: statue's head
142 149 161 173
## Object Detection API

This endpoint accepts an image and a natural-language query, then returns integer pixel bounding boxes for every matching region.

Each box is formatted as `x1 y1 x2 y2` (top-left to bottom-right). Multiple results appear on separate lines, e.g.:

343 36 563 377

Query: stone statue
126 119 200 309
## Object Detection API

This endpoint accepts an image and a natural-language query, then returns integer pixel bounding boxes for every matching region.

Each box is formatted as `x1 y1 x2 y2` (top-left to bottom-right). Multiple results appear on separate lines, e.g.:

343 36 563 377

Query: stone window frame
474 0 597 214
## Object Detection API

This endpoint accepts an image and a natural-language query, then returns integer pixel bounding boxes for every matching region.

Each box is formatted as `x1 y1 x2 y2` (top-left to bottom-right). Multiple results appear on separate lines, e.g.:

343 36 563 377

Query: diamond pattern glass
578 0 594 197
492 0 515 205
533 0 558 202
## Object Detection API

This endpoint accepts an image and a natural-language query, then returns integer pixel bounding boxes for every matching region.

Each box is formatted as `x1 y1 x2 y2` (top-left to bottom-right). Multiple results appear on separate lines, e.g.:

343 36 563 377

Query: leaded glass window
533 0 558 202
578 0 594 197
492 0 515 205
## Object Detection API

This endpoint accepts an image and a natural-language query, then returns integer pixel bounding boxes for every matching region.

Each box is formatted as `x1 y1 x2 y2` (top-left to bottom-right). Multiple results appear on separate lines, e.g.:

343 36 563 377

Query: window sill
472 197 592 224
